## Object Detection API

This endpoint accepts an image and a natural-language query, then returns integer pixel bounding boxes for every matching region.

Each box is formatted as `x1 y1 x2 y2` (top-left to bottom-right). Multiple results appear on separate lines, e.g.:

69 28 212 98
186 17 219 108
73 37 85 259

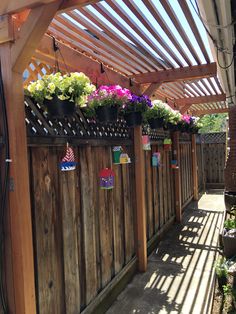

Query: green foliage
224 219 236 229
198 113 228 133
25 72 95 106
215 257 228 278
143 101 171 120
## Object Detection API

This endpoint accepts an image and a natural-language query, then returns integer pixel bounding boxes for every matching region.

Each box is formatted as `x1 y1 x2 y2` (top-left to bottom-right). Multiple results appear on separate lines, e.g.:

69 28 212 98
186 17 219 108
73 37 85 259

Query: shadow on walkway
106 191 225 314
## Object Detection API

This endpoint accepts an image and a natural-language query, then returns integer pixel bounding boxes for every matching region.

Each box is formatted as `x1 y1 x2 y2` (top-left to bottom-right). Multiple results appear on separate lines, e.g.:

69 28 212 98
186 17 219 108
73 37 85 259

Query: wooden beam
143 82 162 97
193 108 229 116
11 1 62 73
191 134 199 200
0 15 14 43
133 63 217 84
34 34 141 93
175 93 226 106
180 104 192 114
172 131 182 222
134 126 147 272
0 43 36 314
0 0 56 15
58 0 101 13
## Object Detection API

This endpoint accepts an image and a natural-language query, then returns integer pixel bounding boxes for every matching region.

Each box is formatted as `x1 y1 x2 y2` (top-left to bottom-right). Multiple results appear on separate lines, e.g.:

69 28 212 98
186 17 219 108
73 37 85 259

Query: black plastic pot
44 96 75 118
95 106 118 123
222 229 236 258
148 118 163 129
124 112 142 127
224 191 236 212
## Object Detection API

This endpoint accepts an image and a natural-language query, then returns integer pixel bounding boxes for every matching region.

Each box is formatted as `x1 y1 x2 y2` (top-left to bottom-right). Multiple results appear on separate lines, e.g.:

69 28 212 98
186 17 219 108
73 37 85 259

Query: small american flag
60 146 76 171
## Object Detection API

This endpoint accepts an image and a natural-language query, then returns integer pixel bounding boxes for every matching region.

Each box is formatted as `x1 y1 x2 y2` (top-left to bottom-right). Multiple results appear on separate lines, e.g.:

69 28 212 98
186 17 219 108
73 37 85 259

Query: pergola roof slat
76 7 156 72
159 0 202 65
115 0 184 67
92 2 167 70
49 25 132 76
177 0 211 63
144 0 193 66
54 15 140 74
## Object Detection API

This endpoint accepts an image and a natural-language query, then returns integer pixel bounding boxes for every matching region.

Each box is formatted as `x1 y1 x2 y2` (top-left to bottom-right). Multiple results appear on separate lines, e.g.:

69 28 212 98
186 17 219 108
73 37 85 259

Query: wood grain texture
79 146 98 304
31 147 65 314
60 164 80 313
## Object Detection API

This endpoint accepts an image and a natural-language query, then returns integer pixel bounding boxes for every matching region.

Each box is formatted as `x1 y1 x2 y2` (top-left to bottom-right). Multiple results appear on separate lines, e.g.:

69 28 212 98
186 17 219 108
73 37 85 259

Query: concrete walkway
106 191 225 314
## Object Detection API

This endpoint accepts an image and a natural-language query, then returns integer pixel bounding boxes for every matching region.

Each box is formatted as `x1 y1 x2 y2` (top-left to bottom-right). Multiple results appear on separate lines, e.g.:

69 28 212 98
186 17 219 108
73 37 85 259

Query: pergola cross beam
133 63 217 84
175 93 226 106
0 0 100 15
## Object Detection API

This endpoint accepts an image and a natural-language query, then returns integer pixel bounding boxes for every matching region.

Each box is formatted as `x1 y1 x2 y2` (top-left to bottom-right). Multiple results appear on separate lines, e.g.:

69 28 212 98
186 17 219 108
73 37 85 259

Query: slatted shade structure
29 0 228 116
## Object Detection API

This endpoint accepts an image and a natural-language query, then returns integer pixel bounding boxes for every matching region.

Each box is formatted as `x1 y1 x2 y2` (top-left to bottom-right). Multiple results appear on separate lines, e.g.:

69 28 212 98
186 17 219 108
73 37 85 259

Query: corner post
133 126 147 272
191 134 199 200
172 131 182 222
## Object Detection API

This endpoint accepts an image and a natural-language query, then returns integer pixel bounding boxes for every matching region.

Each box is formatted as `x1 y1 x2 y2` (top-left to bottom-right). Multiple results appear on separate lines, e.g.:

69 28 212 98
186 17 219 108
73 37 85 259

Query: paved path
106 191 225 314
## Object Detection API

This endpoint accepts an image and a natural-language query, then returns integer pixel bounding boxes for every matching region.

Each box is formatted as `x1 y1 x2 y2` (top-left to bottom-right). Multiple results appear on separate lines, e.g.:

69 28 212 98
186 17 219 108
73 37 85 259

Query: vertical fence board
152 145 159 232
122 162 135 263
31 147 65 314
60 169 80 313
113 165 125 275
79 146 98 304
145 150 153 240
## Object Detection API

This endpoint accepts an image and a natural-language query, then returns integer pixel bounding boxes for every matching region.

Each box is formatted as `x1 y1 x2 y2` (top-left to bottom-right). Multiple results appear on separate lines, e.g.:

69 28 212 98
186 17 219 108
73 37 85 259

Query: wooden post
133 126 147 272
191 134 199 200
0 43 36 314
0 3 62 313
172 131 182 222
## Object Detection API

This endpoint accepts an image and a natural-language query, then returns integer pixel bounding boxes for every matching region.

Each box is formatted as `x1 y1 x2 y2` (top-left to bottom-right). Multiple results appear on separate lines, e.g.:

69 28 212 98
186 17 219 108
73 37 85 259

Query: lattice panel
25 96 131 139
23 60 54 86
201 132 226 144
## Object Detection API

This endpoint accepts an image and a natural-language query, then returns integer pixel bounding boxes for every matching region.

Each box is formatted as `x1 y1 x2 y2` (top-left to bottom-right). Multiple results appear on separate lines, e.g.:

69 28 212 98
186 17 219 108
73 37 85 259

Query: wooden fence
196 132 226 190
144 144 175 243
0 97 205 314
29 144 136 313
179 134 193 207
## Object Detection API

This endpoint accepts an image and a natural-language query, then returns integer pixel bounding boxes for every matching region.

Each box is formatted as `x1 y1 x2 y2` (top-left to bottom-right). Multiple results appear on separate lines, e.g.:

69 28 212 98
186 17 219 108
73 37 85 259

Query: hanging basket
124 111 142 127
44 96 75 118
148 117 163 129
95 106 118 123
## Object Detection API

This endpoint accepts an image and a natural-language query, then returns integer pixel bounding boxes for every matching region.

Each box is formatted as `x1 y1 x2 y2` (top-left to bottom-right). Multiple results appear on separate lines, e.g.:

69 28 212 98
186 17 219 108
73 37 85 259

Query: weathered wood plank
31 147 65 314
113 164 125 274
145 150 153 240
122 162 134 263
158 147 164 227
163 151 168 223
98 146 113 287
60 155 80 314
152 145 159 232
79 146 98 304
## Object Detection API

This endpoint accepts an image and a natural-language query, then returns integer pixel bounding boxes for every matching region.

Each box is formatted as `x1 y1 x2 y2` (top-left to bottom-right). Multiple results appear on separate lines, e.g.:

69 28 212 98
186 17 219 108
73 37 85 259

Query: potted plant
87 85 131 123
25 72 95 118
215 257 228 291
164 110 182 131
121 94 152 127
222 207 236 258
188 116 202 133
143 100 170 129
177 114 191 132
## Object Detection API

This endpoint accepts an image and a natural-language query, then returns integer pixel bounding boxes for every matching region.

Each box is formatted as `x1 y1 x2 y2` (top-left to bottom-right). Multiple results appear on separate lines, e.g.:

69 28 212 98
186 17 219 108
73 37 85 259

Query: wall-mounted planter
95 106 118 123
124 112 142 127
148 117 163 129
44 96 75 118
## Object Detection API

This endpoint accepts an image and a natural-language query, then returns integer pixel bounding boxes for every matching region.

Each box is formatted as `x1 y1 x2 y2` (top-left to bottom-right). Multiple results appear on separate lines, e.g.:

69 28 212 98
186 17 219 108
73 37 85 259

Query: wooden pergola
0 1 231 313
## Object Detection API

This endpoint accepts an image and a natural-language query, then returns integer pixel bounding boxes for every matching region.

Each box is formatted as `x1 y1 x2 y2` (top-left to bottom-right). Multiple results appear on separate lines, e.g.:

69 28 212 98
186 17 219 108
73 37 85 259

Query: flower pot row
25 73 202 131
